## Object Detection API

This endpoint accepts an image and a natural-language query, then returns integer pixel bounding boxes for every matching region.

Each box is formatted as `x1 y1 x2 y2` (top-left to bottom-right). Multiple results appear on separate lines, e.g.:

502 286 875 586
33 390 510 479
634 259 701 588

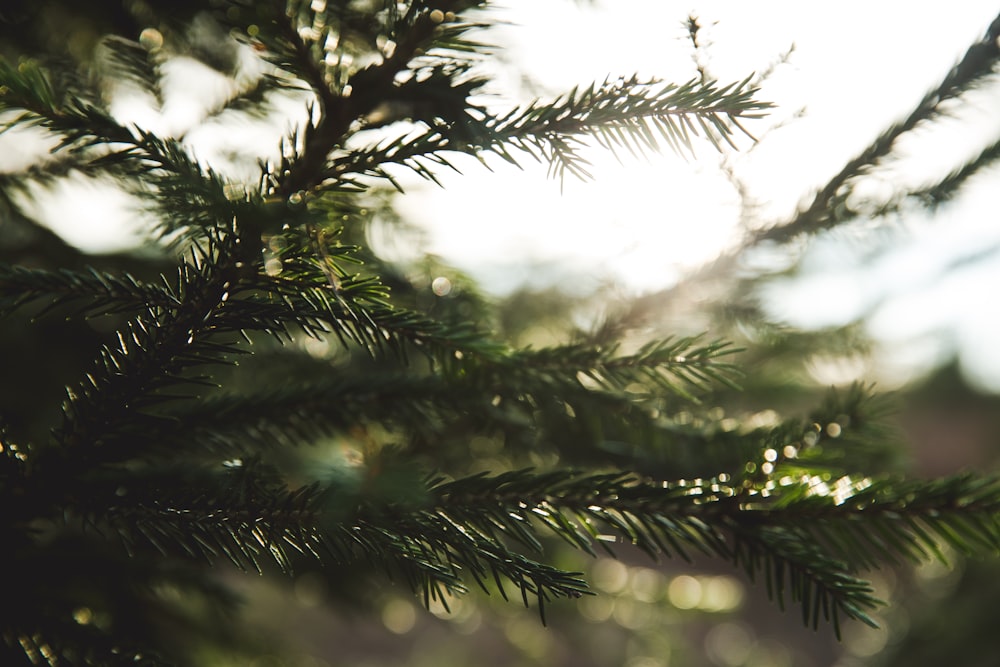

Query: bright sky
6 1 1000 389
394 0 998 288
393 0 1000 390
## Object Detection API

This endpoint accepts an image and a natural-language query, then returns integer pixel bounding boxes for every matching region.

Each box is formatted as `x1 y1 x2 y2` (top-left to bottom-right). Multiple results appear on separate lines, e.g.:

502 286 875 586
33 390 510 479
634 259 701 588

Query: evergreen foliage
1 2 999 664
753 12 1000 243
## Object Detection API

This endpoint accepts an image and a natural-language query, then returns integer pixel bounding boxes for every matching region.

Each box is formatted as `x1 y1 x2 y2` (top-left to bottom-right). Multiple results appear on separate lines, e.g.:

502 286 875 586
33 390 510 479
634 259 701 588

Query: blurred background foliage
2 1 1000 666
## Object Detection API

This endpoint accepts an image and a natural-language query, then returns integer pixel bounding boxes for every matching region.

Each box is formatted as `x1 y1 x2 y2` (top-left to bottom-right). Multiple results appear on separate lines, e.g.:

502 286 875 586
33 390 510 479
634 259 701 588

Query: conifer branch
48 230 252 465
0 265 178 318
873 135 1000 215
0 59 239 242
97 36 166 107
267 1 488 198
421 468 1000 634
915 135 1000 207
756 12 1000 243
323 75 770 189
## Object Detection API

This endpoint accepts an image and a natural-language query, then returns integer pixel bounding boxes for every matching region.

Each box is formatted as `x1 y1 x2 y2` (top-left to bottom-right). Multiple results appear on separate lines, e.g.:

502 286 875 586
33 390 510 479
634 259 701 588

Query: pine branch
175 73 288 144
792 122 1000 224
418 468 1000 635
74 450 956 635
337 511 591 624
47 230 254 465
126 348 738 466
244 243 742 390
726 524 881 635
0 58 242 243
79 459 591 623
103 486 325 575
907 134 1000 210
0 265 178 318
260 1 488 198
146 374 460 456
421 469 879 632
0 58 137 152
323 75 770 190
97 36 166 107
756 11 1000 243
805 384 898 461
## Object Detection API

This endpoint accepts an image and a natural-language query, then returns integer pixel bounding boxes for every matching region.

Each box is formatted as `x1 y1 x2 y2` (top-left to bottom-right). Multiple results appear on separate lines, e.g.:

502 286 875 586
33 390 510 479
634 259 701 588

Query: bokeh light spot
265 258 283 276
431 276 452 296
592 558 629 593
138 28 163 51
381 598 417 634
705 622 754 666
700 576 745 612
667 575 701 609
580 594 615 622
629 567 665 603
